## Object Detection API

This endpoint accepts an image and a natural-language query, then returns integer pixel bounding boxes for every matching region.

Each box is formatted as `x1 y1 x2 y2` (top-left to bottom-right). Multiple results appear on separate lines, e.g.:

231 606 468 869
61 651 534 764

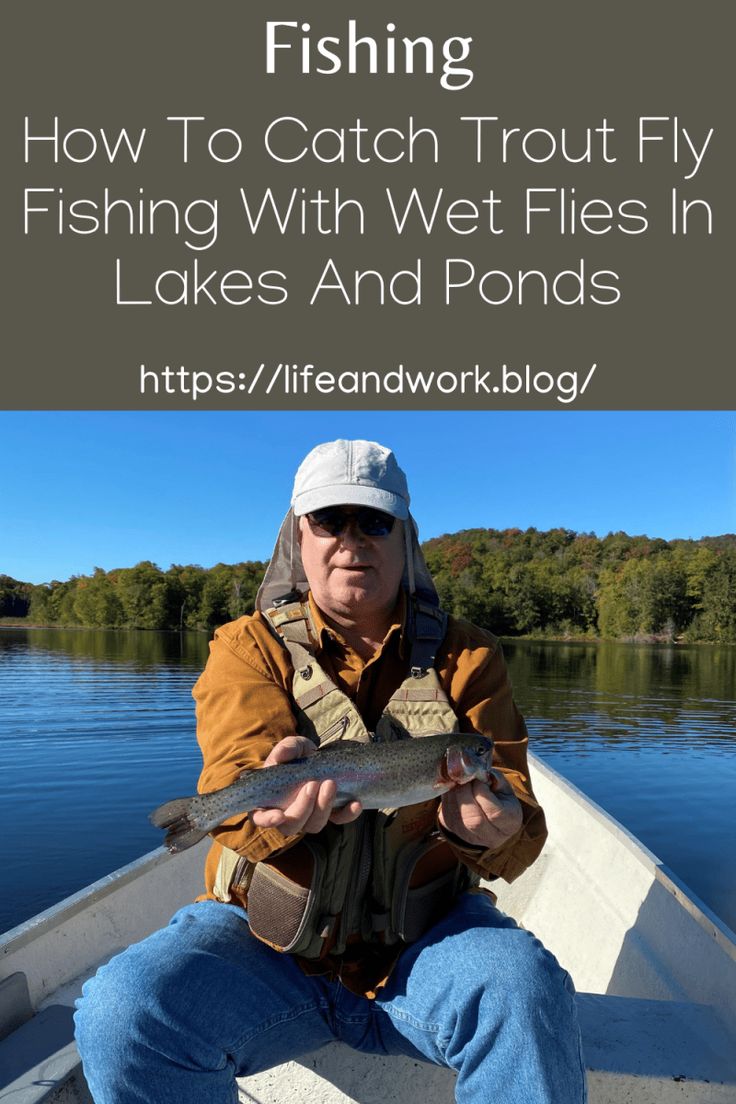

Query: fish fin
149 797 208 854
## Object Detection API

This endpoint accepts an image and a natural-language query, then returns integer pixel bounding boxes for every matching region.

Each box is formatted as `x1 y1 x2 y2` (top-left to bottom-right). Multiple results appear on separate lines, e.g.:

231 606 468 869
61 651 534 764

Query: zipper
319 715 349 745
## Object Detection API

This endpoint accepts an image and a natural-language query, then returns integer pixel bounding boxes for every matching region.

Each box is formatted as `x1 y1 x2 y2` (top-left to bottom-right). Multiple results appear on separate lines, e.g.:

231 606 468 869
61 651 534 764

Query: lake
1 627 734 936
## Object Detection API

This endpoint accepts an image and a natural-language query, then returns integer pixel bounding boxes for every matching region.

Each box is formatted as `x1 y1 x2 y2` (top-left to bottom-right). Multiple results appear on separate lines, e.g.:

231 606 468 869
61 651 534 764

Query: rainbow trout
150 732 493 853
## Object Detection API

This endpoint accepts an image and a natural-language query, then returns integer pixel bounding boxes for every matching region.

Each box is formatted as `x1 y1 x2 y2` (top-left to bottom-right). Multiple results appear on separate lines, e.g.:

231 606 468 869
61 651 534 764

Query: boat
1 752 735 1103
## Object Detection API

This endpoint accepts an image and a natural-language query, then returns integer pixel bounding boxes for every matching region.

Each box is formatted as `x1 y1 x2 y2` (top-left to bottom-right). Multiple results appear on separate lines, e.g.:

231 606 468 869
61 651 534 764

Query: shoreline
1 619 731 647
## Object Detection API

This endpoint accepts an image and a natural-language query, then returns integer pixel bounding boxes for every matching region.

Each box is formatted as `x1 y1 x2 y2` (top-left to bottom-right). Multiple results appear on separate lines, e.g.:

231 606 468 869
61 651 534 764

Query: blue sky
2 411 734 584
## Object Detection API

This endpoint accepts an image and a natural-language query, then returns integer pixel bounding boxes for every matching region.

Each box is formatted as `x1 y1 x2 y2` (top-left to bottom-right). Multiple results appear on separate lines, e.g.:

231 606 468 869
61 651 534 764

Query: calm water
1 628 734 936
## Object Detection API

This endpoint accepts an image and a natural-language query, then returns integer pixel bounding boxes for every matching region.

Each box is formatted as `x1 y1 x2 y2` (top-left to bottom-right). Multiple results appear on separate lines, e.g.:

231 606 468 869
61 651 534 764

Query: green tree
0 575 31 617
28 584 54 622
193 563 264 628
72 569 124 627
168 564 208 629
694 550 736 642
115 562 183 629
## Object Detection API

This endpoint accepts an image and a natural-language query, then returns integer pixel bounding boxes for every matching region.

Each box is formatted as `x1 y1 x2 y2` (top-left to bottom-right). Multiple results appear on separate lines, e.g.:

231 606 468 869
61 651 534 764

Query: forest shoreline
2 618 731 647
3 527 735 643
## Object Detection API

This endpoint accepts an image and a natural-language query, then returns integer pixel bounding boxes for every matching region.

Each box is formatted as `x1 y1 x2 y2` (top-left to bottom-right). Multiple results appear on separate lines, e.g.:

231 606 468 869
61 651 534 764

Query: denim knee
386 900 576 1026
75 951 161 1073
381 901 586 1103
482 925 576 1017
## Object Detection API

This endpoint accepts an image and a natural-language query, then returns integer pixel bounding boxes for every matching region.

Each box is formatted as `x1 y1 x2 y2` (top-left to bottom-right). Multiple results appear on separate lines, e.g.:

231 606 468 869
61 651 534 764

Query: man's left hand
439 770 523 851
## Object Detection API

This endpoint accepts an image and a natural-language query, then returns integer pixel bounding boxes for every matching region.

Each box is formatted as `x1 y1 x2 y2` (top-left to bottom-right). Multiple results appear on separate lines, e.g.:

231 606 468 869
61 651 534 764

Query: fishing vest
212 594 476 959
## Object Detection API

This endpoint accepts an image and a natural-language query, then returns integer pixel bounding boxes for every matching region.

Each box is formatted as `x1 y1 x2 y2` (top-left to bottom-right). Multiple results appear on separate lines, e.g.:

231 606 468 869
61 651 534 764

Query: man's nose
340 519 367 545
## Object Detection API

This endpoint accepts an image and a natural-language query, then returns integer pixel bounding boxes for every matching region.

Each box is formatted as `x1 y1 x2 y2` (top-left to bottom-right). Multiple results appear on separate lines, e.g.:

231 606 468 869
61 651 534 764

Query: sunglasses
306 506 396 538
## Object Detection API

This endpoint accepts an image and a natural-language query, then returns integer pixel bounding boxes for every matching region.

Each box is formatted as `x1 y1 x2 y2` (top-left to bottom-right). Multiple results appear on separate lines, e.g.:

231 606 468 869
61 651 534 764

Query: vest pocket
316 715 349 745
390 836 463 944
246 838 326 955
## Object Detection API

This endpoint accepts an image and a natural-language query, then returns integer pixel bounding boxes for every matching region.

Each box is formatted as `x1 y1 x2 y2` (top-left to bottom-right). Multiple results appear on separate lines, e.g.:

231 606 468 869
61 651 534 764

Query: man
75 439 586 1104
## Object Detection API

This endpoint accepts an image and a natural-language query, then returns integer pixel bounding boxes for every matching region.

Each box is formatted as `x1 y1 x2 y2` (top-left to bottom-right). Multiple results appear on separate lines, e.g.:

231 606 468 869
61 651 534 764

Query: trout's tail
149 797 209 853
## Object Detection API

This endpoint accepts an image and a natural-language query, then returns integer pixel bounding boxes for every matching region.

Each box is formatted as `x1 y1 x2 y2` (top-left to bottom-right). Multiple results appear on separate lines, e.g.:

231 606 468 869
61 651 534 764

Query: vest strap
269 603 313 641
264 599 317 674
387 686 450 703
408 600 447 676
286 639 315 676
296 682 342 709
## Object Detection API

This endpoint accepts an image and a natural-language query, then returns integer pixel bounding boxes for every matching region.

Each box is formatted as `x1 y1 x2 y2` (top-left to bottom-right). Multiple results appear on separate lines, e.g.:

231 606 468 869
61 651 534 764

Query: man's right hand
250 736 362 837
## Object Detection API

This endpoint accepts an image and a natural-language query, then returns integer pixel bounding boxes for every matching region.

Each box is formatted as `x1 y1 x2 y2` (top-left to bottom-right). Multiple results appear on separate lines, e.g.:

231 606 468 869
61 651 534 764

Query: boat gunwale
0 846 179 956
528 751 736 961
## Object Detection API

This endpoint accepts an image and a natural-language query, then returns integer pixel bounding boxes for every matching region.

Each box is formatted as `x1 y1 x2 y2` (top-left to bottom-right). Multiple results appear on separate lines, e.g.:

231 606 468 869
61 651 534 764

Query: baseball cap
291 440 410 520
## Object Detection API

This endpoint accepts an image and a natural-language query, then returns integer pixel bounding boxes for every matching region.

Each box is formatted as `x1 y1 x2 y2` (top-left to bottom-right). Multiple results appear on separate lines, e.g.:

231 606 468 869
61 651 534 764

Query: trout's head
444 735 493 785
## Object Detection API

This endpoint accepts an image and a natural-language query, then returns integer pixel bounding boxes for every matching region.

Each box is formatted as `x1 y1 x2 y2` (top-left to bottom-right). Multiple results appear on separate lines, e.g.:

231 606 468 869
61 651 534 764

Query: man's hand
439 770 523 851
250 736 362 837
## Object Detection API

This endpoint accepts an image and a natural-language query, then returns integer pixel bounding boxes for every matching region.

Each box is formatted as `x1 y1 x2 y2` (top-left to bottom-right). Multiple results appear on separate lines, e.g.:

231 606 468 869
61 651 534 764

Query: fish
150 731 493 853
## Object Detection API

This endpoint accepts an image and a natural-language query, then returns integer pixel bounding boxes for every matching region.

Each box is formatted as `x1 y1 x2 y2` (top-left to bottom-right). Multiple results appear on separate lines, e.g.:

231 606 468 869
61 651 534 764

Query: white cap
291 439 410 519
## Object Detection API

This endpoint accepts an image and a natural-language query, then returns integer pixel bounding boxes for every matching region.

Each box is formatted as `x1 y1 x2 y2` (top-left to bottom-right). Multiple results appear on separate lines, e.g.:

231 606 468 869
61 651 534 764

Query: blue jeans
74 894 586 1104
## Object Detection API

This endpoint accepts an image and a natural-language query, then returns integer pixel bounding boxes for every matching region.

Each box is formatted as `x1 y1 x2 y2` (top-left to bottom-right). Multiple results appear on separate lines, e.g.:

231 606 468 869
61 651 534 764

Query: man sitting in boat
75 438 586 1104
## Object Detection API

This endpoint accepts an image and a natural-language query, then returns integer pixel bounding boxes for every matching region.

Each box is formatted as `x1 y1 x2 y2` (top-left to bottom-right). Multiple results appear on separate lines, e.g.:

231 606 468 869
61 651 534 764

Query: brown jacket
193 595 547 903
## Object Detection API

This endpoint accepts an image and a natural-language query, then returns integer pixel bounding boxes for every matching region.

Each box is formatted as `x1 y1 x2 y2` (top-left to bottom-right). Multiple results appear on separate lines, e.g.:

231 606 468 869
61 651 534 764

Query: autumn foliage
2 528 735 642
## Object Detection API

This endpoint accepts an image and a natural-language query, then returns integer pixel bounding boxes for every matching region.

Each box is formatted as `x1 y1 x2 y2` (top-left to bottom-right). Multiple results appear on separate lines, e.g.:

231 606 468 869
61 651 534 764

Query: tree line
0 562 265 633
2 527 735 642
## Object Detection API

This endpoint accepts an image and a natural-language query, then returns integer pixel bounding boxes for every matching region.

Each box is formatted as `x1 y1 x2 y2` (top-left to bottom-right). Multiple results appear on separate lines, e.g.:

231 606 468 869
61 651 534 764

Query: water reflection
0 626 210 668
505 640 735 747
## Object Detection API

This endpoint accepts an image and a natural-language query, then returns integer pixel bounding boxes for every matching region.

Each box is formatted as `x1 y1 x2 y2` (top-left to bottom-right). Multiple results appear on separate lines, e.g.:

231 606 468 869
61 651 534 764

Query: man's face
298 506 405 623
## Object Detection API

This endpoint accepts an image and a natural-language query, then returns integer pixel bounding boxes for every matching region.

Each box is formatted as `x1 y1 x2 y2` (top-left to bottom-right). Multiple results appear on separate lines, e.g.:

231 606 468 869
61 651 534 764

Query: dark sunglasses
306 506 396 538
